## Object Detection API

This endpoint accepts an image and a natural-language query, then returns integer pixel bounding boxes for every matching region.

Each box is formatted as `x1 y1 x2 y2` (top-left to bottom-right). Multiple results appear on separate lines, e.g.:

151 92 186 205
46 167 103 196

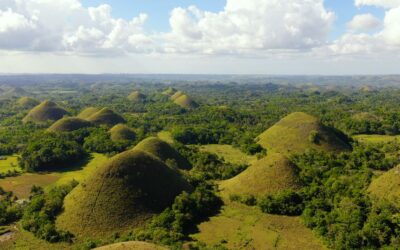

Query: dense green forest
1 77 400 249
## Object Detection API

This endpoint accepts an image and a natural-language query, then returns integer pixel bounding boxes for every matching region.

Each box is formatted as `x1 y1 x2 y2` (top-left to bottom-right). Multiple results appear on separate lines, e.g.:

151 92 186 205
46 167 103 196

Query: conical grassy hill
220 153 301 198
56 149 192 237
174 94 199 109
170 91 184 100
16 96 39 108
162 87 177 96
87 108 126 126
77 107 100 119
134 137 192 170
48 117 92 132
257 112 350 155
110 124 136 142
368 165 400 207
22 100 68 124
127 91 146 102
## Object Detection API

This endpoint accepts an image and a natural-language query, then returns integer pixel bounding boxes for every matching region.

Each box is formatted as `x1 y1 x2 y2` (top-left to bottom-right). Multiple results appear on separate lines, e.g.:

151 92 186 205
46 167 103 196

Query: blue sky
82 0 385 39
83 0 226 32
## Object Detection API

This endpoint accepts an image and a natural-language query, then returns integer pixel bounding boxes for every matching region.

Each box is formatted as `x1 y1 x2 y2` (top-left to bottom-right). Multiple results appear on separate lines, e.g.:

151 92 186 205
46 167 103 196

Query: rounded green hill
174 94 199 109
220 153 301 198
162 87 177 96
170 91 184 100
2 87 27 97
127 91 146 102
16 96 40 108
22 100 68 124
87 108 126 126
257 112 350 155
110 124 136 142
77 107 100 119
56 149 192 237
368 165 400 207
47 117 92 132
134 137 192 170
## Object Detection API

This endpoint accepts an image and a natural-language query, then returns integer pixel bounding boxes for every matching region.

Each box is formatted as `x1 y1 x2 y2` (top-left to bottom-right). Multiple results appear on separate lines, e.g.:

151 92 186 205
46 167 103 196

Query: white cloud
347 14 381 31
355 0 400 8
164 0 335 54
0 0 152 54
382 6 400 45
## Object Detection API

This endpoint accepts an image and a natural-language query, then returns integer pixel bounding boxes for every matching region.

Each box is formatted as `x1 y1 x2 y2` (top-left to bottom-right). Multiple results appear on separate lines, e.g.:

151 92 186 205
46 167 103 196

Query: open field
0 153 107 198
191 202 326 250
95 241 168 250
0 155 21 174
353 134 400 144
199 144 257 165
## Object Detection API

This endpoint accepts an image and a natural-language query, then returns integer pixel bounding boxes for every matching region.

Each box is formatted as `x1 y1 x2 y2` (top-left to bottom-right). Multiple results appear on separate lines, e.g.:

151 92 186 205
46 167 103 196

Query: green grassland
353 134 400 144
199 144 257 165
0 155 21 174
0 154 107 199
94 241 168 250
192 201 326 250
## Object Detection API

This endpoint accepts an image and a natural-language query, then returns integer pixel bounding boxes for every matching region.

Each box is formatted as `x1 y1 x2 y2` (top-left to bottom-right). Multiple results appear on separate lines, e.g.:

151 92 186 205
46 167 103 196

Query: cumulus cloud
164 0 335 54
347 14 381 31
355 0 400 8
0 0 152 54
381 6 400 45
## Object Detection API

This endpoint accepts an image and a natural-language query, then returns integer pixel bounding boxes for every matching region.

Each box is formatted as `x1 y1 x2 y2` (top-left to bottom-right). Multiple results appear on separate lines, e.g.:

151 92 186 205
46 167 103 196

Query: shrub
19 133 86 172
259 190 304 216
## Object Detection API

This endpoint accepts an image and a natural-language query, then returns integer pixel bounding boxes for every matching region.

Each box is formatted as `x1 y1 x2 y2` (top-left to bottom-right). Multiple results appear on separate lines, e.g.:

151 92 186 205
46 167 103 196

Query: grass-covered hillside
48 117 93 132
134 137 192 170
220 153 301 198
22 100 68 123
257 112 351 155
56 149 191 238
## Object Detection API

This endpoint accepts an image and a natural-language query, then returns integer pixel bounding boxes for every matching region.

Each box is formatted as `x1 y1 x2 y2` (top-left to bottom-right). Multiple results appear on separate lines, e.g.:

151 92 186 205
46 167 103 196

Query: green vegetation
87 108 126 126
22 101 68 124
57 150 191 238
221 153 301 198
199 144 257 165
47 117 92 132
0 187 22 226
21 182 77 242
134 137 192 170
174 142 248 181
109 124 136 142
2 78 400 249
83 127 130 154
257 112 351 155
135 183 222 247
19 133 86 172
